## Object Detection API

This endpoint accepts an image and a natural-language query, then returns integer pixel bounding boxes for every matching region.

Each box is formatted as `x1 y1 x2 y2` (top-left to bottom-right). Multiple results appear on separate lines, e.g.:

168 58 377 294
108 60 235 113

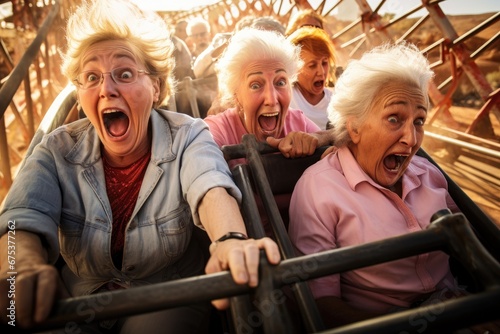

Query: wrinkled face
348 81 427 188
77 40 159 167
235 60 291 142
297 49 329 98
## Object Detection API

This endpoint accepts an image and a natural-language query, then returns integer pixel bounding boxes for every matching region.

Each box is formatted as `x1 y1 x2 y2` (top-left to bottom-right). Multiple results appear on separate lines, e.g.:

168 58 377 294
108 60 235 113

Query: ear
347 118 361 144
152 78 160 103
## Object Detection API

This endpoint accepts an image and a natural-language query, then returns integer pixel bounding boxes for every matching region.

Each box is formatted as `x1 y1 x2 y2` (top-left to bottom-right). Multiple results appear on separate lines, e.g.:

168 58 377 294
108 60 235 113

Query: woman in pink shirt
204 28 334 168
289 43 463 326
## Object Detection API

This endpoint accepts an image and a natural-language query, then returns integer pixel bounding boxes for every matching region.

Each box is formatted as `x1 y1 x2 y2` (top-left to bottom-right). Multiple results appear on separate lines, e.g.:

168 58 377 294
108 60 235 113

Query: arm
266 129 335 158
198 187 280 309
0 231 63 328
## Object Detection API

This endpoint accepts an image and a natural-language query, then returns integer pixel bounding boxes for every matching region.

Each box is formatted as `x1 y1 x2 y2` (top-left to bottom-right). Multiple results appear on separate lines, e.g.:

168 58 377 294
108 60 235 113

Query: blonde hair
60 0 174 107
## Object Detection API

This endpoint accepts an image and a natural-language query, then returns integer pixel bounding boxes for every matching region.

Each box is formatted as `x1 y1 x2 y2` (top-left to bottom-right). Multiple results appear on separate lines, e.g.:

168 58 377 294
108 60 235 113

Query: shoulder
410 154 443 176
285 108 320 132
205 108 238 127
43 118 92 146
154 108 202 127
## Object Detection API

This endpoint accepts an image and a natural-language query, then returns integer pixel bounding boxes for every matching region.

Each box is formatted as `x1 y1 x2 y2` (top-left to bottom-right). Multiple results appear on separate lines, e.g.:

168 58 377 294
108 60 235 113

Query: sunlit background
130 0 499 16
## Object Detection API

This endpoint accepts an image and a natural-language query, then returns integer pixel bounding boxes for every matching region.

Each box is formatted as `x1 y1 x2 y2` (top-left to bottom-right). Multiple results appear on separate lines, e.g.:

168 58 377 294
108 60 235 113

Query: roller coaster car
6 88 500 333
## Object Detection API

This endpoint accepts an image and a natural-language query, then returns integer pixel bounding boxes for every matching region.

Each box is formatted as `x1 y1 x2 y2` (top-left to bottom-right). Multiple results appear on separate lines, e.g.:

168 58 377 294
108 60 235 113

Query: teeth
262 112 279 117
103 109 121 114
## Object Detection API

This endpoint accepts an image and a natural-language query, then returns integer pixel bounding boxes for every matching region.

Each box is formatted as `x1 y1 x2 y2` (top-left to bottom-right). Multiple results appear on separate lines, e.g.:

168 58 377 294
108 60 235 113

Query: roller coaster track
0 0 499 219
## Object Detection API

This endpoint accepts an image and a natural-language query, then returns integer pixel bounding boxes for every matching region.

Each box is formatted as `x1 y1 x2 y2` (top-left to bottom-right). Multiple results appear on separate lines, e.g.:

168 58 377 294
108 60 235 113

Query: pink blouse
289 146 459 312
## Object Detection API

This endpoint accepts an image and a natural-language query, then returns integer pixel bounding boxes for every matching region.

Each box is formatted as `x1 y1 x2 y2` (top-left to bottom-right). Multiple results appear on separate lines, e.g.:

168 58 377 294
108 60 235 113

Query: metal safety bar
223 134 327 333
24 206 499 333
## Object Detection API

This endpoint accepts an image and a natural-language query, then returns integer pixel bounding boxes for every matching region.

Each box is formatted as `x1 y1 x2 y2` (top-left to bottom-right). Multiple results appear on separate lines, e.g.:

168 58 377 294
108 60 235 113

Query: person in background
186 17 212 59
174 19 195 56
174 19 189 42
0 1 279 332
193 32 231 79
171 35 194 80
288 26 336 130
288 43 498 331
251 16 286 35
285 8 325 36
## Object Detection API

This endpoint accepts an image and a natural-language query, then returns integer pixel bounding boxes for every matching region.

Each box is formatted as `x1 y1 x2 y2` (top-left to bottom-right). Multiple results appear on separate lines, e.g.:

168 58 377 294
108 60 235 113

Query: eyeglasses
74 67 149 90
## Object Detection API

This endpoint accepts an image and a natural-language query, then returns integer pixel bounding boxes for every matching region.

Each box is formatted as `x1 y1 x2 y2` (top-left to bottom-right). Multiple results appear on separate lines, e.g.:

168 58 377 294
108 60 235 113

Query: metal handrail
28 211 500 333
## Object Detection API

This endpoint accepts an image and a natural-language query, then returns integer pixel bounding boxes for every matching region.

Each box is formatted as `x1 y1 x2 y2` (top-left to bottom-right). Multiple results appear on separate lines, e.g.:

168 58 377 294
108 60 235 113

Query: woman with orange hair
288 26 336 129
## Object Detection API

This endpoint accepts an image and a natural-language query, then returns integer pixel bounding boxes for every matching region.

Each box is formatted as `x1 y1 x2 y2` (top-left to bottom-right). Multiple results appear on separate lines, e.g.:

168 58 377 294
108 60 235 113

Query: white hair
215 27 302 108
328 42 434 147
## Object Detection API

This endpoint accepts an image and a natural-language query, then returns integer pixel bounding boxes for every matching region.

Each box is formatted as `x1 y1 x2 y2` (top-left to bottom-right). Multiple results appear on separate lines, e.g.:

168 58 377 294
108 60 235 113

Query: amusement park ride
0 0 499 333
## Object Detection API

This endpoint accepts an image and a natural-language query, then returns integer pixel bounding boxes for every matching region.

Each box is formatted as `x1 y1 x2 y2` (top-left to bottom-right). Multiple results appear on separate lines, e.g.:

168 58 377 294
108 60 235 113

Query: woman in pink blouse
204 28 334 168
289 43 464 327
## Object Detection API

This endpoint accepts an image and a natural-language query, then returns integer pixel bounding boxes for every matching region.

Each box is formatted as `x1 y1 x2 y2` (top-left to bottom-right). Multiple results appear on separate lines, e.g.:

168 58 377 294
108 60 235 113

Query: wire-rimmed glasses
74 67 149 90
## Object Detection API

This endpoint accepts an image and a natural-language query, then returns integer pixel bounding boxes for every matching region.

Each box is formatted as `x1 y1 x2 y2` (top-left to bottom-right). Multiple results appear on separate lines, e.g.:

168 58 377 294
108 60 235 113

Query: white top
290 86 333 130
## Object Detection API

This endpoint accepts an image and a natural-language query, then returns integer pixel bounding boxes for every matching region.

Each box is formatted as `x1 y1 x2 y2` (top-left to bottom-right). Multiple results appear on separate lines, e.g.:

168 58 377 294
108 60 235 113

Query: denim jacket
0 109 241 296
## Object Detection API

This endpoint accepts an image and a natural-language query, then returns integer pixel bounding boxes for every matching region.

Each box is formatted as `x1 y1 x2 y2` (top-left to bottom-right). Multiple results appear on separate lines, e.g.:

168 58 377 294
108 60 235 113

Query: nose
99 73 119 97
400 122 417 147
263 84 278 106
318 64 327 77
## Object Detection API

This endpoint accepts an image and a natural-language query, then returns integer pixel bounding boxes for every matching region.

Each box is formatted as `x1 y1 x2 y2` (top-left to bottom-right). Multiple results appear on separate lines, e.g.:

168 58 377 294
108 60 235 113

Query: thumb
266 136 282 148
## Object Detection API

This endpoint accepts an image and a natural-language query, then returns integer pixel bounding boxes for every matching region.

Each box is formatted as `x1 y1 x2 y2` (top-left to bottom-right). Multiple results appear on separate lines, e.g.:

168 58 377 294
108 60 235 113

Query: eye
414 118 425 126
250 82 261 90
115 67 135 81
388 115 398 123
276 78 287 87
85 71 100 83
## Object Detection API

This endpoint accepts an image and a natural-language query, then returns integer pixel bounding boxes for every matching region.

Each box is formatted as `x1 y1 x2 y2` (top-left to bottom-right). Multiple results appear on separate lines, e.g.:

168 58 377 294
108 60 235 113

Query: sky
130 0 499 16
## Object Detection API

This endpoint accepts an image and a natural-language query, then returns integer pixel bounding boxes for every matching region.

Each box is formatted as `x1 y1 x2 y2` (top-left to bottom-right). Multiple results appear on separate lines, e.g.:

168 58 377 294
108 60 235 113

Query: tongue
105 113 129 137
384 155 397 170
258 115 277 131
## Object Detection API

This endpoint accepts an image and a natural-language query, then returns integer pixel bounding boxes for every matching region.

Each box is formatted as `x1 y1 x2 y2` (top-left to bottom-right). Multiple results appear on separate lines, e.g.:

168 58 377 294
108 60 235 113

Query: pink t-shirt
205 107 319 167
288 146 459 312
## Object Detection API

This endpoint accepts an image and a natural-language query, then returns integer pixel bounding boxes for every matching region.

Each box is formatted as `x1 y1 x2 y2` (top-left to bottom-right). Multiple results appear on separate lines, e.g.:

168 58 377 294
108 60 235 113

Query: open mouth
383 154 408 172
258 112 279 133
313 80 324 88
103 110 129 137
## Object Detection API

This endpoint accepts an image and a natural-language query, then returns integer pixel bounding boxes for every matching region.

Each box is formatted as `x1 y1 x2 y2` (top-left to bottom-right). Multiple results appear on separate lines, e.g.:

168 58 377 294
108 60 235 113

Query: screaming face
236 60 292 142
77 40 159 167
348 81 428 189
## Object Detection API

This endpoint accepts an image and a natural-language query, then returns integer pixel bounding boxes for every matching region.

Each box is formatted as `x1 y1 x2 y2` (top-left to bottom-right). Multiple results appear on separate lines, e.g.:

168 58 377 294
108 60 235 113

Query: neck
296 83 324 105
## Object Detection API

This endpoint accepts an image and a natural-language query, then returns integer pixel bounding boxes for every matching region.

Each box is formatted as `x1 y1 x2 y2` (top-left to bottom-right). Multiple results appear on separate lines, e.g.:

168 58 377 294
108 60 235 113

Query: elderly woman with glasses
0 1 279 332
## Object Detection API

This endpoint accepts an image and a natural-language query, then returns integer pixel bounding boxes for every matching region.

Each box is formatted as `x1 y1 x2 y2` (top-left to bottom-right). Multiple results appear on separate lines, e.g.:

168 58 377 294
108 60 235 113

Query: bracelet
209 232 248 253
216 232 248 242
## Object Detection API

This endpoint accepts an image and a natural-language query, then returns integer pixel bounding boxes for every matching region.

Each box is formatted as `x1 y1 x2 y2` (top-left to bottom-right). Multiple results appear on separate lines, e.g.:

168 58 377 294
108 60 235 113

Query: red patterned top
103 150 151 268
